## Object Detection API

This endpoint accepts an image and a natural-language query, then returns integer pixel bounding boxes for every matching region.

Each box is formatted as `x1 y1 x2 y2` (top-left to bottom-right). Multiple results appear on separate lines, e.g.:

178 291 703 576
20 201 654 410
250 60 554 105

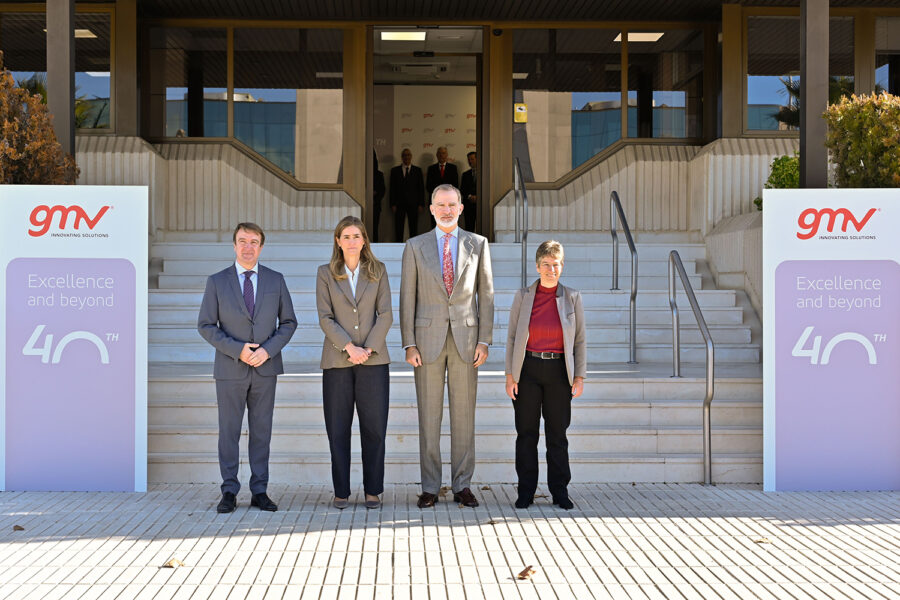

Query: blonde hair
329 216 383 282
535 240 564 265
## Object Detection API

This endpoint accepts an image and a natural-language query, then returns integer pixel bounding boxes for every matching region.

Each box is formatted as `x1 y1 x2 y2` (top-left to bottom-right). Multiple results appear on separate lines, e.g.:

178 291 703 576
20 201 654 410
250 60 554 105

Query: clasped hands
240 343 270 367
345 343 373 365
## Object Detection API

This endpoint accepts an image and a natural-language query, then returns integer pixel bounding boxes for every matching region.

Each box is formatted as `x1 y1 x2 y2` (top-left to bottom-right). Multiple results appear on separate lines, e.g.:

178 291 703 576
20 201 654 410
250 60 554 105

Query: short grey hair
431 183 462 204
535 240 564 265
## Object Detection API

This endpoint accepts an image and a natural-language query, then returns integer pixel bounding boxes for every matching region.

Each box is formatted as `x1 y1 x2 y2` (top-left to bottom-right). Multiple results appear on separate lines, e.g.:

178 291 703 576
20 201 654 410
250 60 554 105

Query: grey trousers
216 369 277 495
414 327 478 494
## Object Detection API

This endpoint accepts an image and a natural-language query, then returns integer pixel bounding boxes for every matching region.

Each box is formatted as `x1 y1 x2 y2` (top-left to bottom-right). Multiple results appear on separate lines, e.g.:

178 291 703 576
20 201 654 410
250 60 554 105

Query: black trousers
394 204 419 241
322 363 390 498
513 356 572 499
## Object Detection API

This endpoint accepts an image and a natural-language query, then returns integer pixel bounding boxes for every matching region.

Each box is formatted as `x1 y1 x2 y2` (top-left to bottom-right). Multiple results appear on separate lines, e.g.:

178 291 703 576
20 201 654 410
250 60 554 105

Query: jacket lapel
229 265 252 319
336 274 356 306
453 230 474 291
355 272 369 303
556 284 573 353
519 281 539 341
421 230 446 289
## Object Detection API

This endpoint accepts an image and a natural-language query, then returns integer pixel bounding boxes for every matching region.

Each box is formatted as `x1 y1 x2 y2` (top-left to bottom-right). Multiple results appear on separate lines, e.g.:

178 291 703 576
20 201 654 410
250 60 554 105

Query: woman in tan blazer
505 240 586 510
317 216 392 510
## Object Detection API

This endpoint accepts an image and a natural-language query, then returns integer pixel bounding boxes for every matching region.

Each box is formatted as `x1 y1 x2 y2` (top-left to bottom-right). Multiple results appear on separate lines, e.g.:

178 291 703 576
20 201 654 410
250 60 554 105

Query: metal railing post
610 191 638 364
668 250 716 485
514 158 528 289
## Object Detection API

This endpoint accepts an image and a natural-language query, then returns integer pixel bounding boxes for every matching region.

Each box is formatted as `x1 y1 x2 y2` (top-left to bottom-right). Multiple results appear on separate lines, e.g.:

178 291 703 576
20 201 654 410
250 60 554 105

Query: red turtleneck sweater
525 284 564 353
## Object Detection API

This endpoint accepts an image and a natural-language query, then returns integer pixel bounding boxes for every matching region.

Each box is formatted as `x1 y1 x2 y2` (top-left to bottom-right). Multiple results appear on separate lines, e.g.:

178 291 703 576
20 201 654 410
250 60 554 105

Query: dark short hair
467 151 476 159
233 222 265 246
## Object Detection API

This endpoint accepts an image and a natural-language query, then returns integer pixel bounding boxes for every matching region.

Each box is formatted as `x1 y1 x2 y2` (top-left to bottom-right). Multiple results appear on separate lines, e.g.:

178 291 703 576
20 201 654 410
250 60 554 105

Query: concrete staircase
148 238 763 485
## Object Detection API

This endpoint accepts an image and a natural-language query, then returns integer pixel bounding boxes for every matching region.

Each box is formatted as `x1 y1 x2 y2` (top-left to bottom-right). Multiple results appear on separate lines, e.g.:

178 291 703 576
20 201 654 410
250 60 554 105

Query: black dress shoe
417 492 438 508
216 492 237 513
515 496 534 509
251 493 278 512
553 496 574 510
452 487 479 507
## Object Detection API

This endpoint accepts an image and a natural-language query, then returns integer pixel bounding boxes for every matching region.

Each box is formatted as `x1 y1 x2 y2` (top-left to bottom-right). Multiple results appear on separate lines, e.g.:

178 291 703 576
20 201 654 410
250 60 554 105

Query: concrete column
854 12 876 95
800 0 829 188
47 0 75 155
721 4 743 137
487 27 513 242
115 0 138 135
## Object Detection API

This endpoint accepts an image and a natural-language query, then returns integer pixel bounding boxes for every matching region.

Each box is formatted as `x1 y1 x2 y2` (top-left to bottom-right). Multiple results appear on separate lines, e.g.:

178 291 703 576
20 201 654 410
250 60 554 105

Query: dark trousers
463 201 476 232
322 363 390 498
216 370 277 495
513 356 572 500
394 205 419 241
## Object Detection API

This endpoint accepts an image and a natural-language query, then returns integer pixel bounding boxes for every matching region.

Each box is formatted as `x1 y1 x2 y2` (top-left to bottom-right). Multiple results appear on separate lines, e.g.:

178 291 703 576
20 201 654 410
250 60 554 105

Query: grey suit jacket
400 228 494 364
316 262 393 369
197 264 298 379
505 280 587 386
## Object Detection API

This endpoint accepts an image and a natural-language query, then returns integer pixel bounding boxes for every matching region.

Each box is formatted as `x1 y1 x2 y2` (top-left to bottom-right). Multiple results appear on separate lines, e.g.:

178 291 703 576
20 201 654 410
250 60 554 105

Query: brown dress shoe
417 492 438 508
452 487 479 507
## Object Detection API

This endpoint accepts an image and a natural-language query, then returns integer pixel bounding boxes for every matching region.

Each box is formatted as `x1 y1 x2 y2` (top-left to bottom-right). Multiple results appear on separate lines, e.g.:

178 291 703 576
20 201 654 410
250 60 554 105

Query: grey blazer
316 262 393 369
198 264 298 379
400 228 494 364
505 280 587 386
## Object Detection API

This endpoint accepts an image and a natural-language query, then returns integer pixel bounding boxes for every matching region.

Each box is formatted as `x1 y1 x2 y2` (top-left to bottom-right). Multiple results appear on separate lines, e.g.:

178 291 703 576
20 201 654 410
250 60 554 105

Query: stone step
148 341 758 364
151 321 752 345
149 289 739 308
149 397 761 429
147 424 762 456
157 273 704 291
159 257 697 277
147 452 762 484
150 305 745 327
150 241 708 262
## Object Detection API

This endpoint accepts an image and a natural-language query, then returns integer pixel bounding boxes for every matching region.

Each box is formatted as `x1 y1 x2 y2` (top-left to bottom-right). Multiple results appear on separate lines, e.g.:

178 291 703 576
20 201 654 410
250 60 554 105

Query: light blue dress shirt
234 261 258 301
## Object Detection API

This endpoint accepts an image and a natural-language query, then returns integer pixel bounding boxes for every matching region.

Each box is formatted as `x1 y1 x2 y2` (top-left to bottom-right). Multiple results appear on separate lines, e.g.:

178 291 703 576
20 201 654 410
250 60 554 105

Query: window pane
0 13 47 106
627 29 704 139
747 16 800 131
513 29 621 183
234 28 343 183
74 13 111 129
147 27 227 138
876 17 900 95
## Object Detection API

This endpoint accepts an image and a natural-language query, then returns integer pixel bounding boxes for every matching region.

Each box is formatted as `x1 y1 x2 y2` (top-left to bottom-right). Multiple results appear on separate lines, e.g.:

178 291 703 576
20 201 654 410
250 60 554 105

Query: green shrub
754 153 799 211
823 92 900 188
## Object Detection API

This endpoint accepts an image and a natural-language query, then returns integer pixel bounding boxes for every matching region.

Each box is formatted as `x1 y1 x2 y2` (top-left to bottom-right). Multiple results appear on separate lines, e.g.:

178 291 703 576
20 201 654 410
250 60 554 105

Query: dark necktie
440 164 445 178
243 270 255 317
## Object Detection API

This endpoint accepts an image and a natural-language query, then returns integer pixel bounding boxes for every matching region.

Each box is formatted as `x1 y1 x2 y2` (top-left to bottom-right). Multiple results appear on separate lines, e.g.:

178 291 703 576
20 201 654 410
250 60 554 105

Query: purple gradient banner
774 260 900 491
5 258 136 491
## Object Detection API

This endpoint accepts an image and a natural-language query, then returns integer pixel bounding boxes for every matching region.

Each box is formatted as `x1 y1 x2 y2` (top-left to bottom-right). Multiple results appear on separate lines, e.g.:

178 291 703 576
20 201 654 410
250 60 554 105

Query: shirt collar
345 264 359 279
436 227 459 242
235 261 258 275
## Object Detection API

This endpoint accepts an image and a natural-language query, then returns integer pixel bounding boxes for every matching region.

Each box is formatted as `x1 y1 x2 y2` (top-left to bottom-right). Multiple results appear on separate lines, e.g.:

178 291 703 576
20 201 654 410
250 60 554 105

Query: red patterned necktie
440 164 445 178
442 233 454 297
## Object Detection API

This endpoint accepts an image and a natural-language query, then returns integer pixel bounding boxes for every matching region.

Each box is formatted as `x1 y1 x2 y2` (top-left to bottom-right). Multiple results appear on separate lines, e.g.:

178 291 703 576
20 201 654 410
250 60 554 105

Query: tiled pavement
1 484 898 600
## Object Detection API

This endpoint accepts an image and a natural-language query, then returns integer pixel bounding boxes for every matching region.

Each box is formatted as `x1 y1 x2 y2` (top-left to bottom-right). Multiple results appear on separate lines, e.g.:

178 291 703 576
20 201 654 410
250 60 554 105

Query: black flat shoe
251 493 278 512
514 497 533 509
553 496 574 510
216 492 237 513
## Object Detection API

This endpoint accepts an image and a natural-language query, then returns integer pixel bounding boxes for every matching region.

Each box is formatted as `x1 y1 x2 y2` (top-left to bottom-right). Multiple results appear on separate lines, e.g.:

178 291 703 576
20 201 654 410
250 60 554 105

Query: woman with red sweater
505 241 586 510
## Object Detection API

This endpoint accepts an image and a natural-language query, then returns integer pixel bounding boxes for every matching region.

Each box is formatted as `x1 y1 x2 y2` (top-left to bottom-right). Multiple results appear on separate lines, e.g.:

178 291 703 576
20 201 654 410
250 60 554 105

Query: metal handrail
513 158 529 288
668 250 716 486
610 191 638 364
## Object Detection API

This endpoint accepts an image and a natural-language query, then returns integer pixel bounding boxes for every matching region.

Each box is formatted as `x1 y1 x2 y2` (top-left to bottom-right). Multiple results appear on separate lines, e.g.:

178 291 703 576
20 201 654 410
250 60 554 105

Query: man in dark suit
198 222 298 513
389 148 426 242
426 147 460 229
460 151 477 232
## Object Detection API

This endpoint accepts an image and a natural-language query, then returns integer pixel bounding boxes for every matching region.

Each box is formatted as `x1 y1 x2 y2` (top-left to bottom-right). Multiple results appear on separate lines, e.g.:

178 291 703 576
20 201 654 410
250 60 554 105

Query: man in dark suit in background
373 150 386 243
426 147 460 229
460 151 477 232
389 148 426 242
198 222 298 513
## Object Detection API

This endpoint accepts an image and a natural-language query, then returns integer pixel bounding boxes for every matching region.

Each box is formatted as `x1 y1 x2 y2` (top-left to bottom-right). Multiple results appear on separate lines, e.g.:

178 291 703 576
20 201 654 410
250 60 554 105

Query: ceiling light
43 28 98 38
85 72 110 77
614 32 664 43
315 72 343 79
381 31 426 41
512 73 529 80
437 35 464 40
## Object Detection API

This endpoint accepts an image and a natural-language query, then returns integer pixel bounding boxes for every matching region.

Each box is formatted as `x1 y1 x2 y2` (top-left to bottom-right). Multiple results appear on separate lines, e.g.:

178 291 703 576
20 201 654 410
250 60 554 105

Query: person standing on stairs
316 216 393 510
198 222 298 514
505 240 586 510
400 184 494 509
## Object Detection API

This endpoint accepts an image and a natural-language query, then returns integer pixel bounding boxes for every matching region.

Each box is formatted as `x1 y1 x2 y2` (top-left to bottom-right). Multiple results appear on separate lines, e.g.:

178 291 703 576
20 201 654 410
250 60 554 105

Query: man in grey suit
198 222 297 513
400 184 494 508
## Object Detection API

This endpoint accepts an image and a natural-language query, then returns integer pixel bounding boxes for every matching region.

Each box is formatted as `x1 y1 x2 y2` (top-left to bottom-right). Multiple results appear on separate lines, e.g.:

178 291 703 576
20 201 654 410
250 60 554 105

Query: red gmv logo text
796 207 877 240
28 204 111 237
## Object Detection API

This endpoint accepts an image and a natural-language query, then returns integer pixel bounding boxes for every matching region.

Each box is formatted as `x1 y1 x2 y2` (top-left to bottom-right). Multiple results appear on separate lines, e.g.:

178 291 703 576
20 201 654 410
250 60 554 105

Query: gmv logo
796 207 877 240
29 204 111 237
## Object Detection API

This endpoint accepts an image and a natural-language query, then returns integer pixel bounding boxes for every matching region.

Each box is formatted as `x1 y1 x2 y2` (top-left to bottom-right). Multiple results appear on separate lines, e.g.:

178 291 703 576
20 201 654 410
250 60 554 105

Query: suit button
354 325 359 329
353 309 357 313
